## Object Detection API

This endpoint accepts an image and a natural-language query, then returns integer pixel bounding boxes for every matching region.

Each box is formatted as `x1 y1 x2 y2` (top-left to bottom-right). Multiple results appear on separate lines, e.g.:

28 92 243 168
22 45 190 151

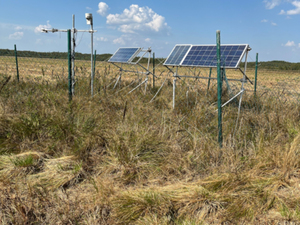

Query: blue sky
0 0 300 62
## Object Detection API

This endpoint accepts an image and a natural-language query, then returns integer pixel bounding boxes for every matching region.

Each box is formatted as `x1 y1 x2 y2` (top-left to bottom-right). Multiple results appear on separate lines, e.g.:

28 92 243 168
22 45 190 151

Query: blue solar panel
164 45 191 66
108 47 141 63
181 44 248 68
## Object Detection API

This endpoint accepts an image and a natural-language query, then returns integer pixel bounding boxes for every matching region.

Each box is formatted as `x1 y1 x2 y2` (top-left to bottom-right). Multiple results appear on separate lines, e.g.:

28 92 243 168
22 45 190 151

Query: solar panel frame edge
180 44 249 69
108 47 141 63
163 44 192 66
127 48 143 63
219 44 248 69
233 44 249 68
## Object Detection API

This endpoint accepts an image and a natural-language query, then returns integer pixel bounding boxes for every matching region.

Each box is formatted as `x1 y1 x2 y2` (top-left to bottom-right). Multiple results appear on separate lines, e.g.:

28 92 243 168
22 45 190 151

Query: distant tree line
0 49 112 61
0 49 164 64
240 60 300 70
1 49 300 70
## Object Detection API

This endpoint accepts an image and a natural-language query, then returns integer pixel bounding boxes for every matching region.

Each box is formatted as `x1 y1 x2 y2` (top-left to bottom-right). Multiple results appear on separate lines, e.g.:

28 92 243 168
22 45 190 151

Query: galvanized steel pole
90 22 94 97
173 77 176 109
67 29 72 102
216 30 223 148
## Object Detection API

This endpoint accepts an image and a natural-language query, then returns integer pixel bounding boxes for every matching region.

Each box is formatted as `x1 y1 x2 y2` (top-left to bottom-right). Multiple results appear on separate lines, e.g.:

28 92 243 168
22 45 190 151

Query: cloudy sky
1 0 300 62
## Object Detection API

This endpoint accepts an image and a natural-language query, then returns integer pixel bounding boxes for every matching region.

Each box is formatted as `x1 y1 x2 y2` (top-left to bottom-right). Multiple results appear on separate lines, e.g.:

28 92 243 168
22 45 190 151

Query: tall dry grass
1 71 300 224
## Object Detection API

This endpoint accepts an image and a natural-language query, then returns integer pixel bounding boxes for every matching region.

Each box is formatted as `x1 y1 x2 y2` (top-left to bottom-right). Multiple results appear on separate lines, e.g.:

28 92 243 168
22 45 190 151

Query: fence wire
1 48 300 106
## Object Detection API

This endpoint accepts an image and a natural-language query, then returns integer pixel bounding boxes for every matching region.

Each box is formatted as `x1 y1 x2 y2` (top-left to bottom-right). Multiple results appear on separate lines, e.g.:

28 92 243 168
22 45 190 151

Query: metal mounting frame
41 14 97 97
164 45 252 109
108 47 156 94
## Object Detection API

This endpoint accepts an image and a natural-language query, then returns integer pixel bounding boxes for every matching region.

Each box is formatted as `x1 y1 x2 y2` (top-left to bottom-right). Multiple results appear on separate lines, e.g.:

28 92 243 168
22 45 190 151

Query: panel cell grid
108 47 140 63
164 45 191 66
182 44 247 68
164 44 248 68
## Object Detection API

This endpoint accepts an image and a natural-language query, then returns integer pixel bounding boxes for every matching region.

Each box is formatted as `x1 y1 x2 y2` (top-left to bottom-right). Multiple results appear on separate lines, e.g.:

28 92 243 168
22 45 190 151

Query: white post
85 13 94 97
72 14 75 96
173 77 176 109
90 21 94 96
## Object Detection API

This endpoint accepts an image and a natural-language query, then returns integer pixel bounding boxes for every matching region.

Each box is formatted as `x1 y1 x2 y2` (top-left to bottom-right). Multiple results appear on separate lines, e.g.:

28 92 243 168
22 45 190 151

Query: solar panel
164 45 191 66
164 44 249 68
108 47 141 63
182 44 247 68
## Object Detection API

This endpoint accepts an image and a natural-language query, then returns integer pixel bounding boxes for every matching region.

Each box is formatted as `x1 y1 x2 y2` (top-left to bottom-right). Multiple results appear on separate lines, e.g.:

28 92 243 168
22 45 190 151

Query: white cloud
278 1 300 15
106 4 170 34
96 37 108 42
9 32 24 40
298 43 300 47
112 34 135 46
86 6 92 10
146 14 166 32
145 38 151 42
113 36 126 45
35 21 51 33
36 39 42 44
97 2 109 17
15 26 22 30
264 0 282 9
286 0 300 14
285 40 295 46
261 19 277 26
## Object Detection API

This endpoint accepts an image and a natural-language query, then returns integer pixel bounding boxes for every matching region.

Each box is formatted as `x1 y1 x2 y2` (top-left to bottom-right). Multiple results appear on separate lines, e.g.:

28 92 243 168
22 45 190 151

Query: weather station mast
41 14 97 97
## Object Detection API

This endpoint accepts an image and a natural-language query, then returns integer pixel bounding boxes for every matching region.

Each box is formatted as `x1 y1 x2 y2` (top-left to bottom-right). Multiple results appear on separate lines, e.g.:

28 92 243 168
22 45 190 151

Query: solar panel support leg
173 77 177 109
144 75 148 94
150 77 167 103
113 74 121 89
128 78 148 94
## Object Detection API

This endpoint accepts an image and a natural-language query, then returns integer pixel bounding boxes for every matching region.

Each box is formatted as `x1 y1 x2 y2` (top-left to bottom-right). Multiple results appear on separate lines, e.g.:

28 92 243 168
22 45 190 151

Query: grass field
1 57 300 224
2 55 300 94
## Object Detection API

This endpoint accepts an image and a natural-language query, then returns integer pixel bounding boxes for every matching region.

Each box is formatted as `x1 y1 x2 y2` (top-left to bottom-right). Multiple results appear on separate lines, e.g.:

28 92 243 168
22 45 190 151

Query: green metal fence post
67 29 72 102
153 52 155 88
216 30 223 148
14 44 19 82
254 53 259 96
